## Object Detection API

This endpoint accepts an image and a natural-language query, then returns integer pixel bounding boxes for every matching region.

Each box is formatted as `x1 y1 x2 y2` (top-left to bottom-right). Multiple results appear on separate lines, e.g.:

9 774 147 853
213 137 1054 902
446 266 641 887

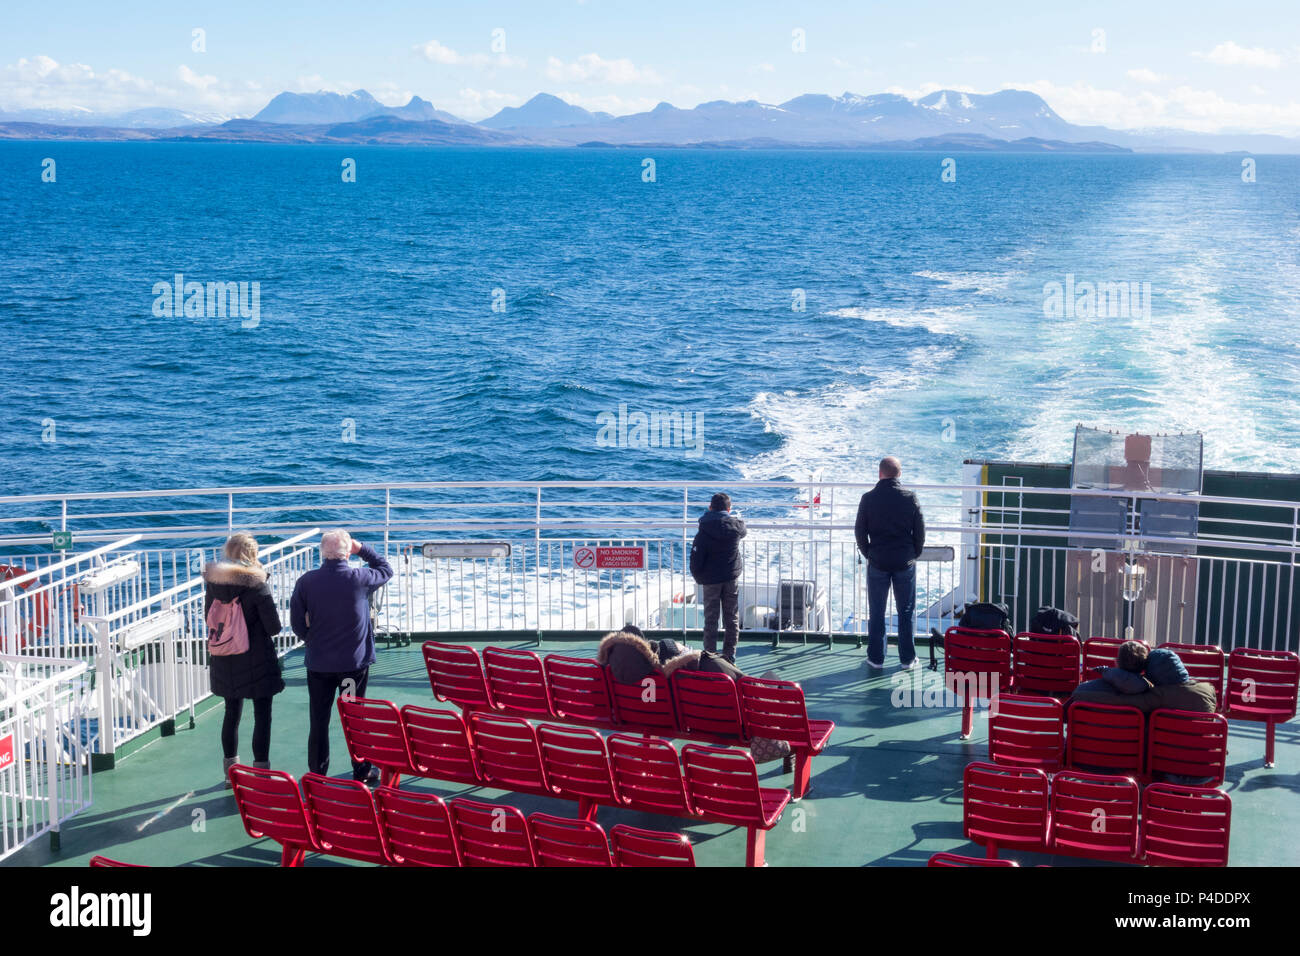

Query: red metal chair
401 705 482 786
537 724 617 821
988 694 1065 772
737 675 834 799
608 733 694 819
608 670 677 733
944 627 1013 738
88 856 148 867
337 697 413 788
228 764 319 867
422 641 493 711
484 646 554 717
671 669 747 742
1081 637 1150 675
1047 771 1140 863
1157 642 1225 702
467 713 550 797
961 761 1050 859
301 773 389 865
926 852 1019 867
1224 647 1299 767
448 797 536 866
1140 783 1231 867
610 825 696 867
1012 632 1081 696
1146 709 1228 787
1065 701 1145 777
374 786 461 867
527 812 614 867
543 654 616 728
680 744 791 867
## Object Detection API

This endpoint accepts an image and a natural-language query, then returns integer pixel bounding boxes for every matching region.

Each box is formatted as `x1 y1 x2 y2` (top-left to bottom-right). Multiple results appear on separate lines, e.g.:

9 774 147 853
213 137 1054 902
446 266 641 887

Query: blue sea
2 143 1299 497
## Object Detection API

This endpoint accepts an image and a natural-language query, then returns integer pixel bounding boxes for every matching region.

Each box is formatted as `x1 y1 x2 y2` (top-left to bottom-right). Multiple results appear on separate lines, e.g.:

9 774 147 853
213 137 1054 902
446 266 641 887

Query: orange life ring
0 564 49 647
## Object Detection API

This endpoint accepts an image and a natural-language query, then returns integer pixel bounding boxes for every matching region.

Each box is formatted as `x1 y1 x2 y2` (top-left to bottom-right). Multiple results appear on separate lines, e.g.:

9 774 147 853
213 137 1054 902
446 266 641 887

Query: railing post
94 619 116 765
682 486 690 640
384 487 391 559
534 487 542 640
161 593 178 727
227 493 234 533
44 679 62 850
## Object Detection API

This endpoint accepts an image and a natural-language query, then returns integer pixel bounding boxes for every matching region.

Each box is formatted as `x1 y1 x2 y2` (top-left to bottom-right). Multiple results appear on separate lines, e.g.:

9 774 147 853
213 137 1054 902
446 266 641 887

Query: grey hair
320 529 352 560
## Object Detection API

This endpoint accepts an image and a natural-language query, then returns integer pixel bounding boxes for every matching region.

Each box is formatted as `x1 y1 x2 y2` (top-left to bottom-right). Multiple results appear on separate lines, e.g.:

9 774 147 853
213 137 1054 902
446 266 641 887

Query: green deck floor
7 639 1299 867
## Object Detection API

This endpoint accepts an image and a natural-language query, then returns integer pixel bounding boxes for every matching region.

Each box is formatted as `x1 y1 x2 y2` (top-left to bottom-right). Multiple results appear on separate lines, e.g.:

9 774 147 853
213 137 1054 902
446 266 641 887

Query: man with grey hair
291 529 392 783
855 456 926 671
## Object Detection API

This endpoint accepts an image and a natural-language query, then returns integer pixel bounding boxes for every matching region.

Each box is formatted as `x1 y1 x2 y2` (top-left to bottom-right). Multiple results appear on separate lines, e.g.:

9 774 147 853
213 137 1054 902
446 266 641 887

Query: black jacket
203 562 286 700
854 478 926 572
689 509 747 585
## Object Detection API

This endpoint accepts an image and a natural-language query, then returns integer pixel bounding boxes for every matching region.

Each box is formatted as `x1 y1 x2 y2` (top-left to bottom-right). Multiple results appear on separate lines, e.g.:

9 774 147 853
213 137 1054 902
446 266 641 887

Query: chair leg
985 841 998 860
791 750 813 800
746 826 767 867
281 845 305 867
380 768 401 788
1265 719 1276 768
578 797 598 822
961 699 973 739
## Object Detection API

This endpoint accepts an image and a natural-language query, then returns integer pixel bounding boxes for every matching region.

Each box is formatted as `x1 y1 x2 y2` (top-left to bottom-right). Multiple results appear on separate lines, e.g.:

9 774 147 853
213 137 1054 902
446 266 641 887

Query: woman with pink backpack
203 532 285 787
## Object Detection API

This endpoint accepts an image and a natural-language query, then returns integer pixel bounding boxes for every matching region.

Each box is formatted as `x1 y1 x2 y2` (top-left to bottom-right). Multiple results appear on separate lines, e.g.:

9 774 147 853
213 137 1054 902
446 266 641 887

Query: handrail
0 654 89 707
0 534 143 592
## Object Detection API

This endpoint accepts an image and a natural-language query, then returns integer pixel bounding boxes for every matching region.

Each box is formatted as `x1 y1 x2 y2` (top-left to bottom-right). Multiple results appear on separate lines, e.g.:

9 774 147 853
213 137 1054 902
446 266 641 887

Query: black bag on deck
928 601 1013 671
1028 606 1080 636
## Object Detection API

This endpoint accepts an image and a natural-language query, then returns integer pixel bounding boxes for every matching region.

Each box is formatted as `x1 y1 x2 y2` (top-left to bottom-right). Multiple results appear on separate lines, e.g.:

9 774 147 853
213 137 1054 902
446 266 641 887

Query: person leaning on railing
203 532 285 787
290 529 393 785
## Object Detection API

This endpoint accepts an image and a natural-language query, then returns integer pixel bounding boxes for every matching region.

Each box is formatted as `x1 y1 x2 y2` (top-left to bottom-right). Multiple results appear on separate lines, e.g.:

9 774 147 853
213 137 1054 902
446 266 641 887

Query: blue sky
2 0 1298 131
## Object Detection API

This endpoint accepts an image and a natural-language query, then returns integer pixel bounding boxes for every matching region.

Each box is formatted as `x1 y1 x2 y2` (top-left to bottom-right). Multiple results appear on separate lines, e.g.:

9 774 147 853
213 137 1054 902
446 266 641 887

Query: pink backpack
207 595 250 656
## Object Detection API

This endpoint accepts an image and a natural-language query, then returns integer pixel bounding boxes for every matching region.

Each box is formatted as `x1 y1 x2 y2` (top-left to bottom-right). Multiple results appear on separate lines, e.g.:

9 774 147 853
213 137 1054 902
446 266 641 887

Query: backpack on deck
1028 606 1080 636
930 601 1013 670
207 595 250 656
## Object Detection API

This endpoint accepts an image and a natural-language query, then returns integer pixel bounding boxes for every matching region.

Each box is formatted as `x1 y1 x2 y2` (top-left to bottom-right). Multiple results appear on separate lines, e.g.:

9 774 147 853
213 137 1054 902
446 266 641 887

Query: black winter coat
203 562 285 700
689 510 747 585
854 478 926 572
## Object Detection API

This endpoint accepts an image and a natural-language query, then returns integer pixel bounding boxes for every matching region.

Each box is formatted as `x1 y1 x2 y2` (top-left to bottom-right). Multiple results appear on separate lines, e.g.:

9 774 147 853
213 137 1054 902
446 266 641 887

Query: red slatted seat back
301 773 389 865
337 697 412 777
374 786 460 867
1146 709 1228 786
449 797 535 867
1065 701 1145 776
400 705 481 785
543 655 615 726
988 694 1064 771
926 852 1019 867
681 744 785 827
1141 784 1231 867
89 856 148 867
537 724 617 805
228 765 318 863
1225 648 1300 720
944 628 1013 696
484 647 554 717
527 812 614 867
737 675 815 747
607 733 692 817
962 761 1050 855
610 825 696 867
672 669 745 740
1049 771 1140 862
1013 632 1081 696
1157 643 1225 699
608 671 676 731
422 641 492 709
1081 637 1150 675
467 713 549 794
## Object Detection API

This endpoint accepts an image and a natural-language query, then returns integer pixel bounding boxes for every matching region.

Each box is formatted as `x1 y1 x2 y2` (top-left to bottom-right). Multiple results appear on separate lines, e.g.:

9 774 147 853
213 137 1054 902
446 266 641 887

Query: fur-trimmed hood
662 650 702 678
202 561 267 588
597 630 662 670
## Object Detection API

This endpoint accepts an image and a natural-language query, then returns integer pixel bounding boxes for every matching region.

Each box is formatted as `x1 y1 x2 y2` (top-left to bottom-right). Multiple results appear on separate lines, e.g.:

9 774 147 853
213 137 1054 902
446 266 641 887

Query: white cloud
1194 41 1283 69
1126 68 1166 84
177 64 218 92
545 53 662 85
412 40 524 69
441 88 522 121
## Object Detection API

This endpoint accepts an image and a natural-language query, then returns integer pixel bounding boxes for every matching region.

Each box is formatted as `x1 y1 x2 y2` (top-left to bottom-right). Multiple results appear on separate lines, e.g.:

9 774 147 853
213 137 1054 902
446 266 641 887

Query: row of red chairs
990 694 1229 784
228 764 695 867
422 641 834 797
946 631 1297 762
338 697 791 866
964 761 1231 866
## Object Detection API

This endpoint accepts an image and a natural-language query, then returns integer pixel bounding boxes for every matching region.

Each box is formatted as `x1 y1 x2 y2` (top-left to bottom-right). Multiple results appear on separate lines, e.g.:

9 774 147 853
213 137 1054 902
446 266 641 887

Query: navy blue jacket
689 509 747 585
290 544 393 673
854 478 926 572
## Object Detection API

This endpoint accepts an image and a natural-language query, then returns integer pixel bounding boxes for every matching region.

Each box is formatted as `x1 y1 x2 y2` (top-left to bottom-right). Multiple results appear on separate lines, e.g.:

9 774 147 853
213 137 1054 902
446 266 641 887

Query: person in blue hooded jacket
291 529 392 783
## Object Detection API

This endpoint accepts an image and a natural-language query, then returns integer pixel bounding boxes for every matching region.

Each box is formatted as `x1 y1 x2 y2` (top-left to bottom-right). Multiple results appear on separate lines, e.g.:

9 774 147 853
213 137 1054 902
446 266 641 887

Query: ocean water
2 143 1299 500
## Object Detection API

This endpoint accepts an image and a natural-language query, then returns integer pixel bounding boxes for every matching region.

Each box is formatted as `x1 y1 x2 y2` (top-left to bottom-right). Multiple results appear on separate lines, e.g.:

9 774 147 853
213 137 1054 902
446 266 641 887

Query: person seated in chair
1070 643 1217 714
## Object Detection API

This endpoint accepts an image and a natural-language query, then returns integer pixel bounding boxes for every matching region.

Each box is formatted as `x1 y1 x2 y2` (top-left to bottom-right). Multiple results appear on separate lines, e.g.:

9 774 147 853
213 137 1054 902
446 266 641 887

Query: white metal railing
0 654 92 860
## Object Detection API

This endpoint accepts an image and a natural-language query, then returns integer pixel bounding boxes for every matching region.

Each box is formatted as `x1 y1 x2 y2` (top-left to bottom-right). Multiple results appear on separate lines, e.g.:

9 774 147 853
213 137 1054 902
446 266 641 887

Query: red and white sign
0 733 14 773
573 546 646 570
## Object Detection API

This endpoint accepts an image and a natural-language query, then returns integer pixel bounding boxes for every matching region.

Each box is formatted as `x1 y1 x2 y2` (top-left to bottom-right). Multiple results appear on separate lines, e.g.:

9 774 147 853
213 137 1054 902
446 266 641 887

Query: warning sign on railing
573 546 646 570
0 733 13 773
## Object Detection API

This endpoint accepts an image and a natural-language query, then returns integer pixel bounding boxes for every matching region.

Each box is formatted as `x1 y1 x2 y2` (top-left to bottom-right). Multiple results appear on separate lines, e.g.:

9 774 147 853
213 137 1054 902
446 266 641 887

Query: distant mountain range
3 88 1298 153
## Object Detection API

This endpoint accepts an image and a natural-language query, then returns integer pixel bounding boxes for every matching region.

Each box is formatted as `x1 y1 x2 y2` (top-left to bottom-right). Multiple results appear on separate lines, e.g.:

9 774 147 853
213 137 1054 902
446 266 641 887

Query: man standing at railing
690 493 747 664
290 529 392 784
855 457 926 671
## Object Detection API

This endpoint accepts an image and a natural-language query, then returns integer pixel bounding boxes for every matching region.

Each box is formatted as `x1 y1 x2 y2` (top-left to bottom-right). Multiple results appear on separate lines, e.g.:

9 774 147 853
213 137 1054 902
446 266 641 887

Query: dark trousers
701 579 740 659
867 563 917 666
221 697 272 762
306 666 372 779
